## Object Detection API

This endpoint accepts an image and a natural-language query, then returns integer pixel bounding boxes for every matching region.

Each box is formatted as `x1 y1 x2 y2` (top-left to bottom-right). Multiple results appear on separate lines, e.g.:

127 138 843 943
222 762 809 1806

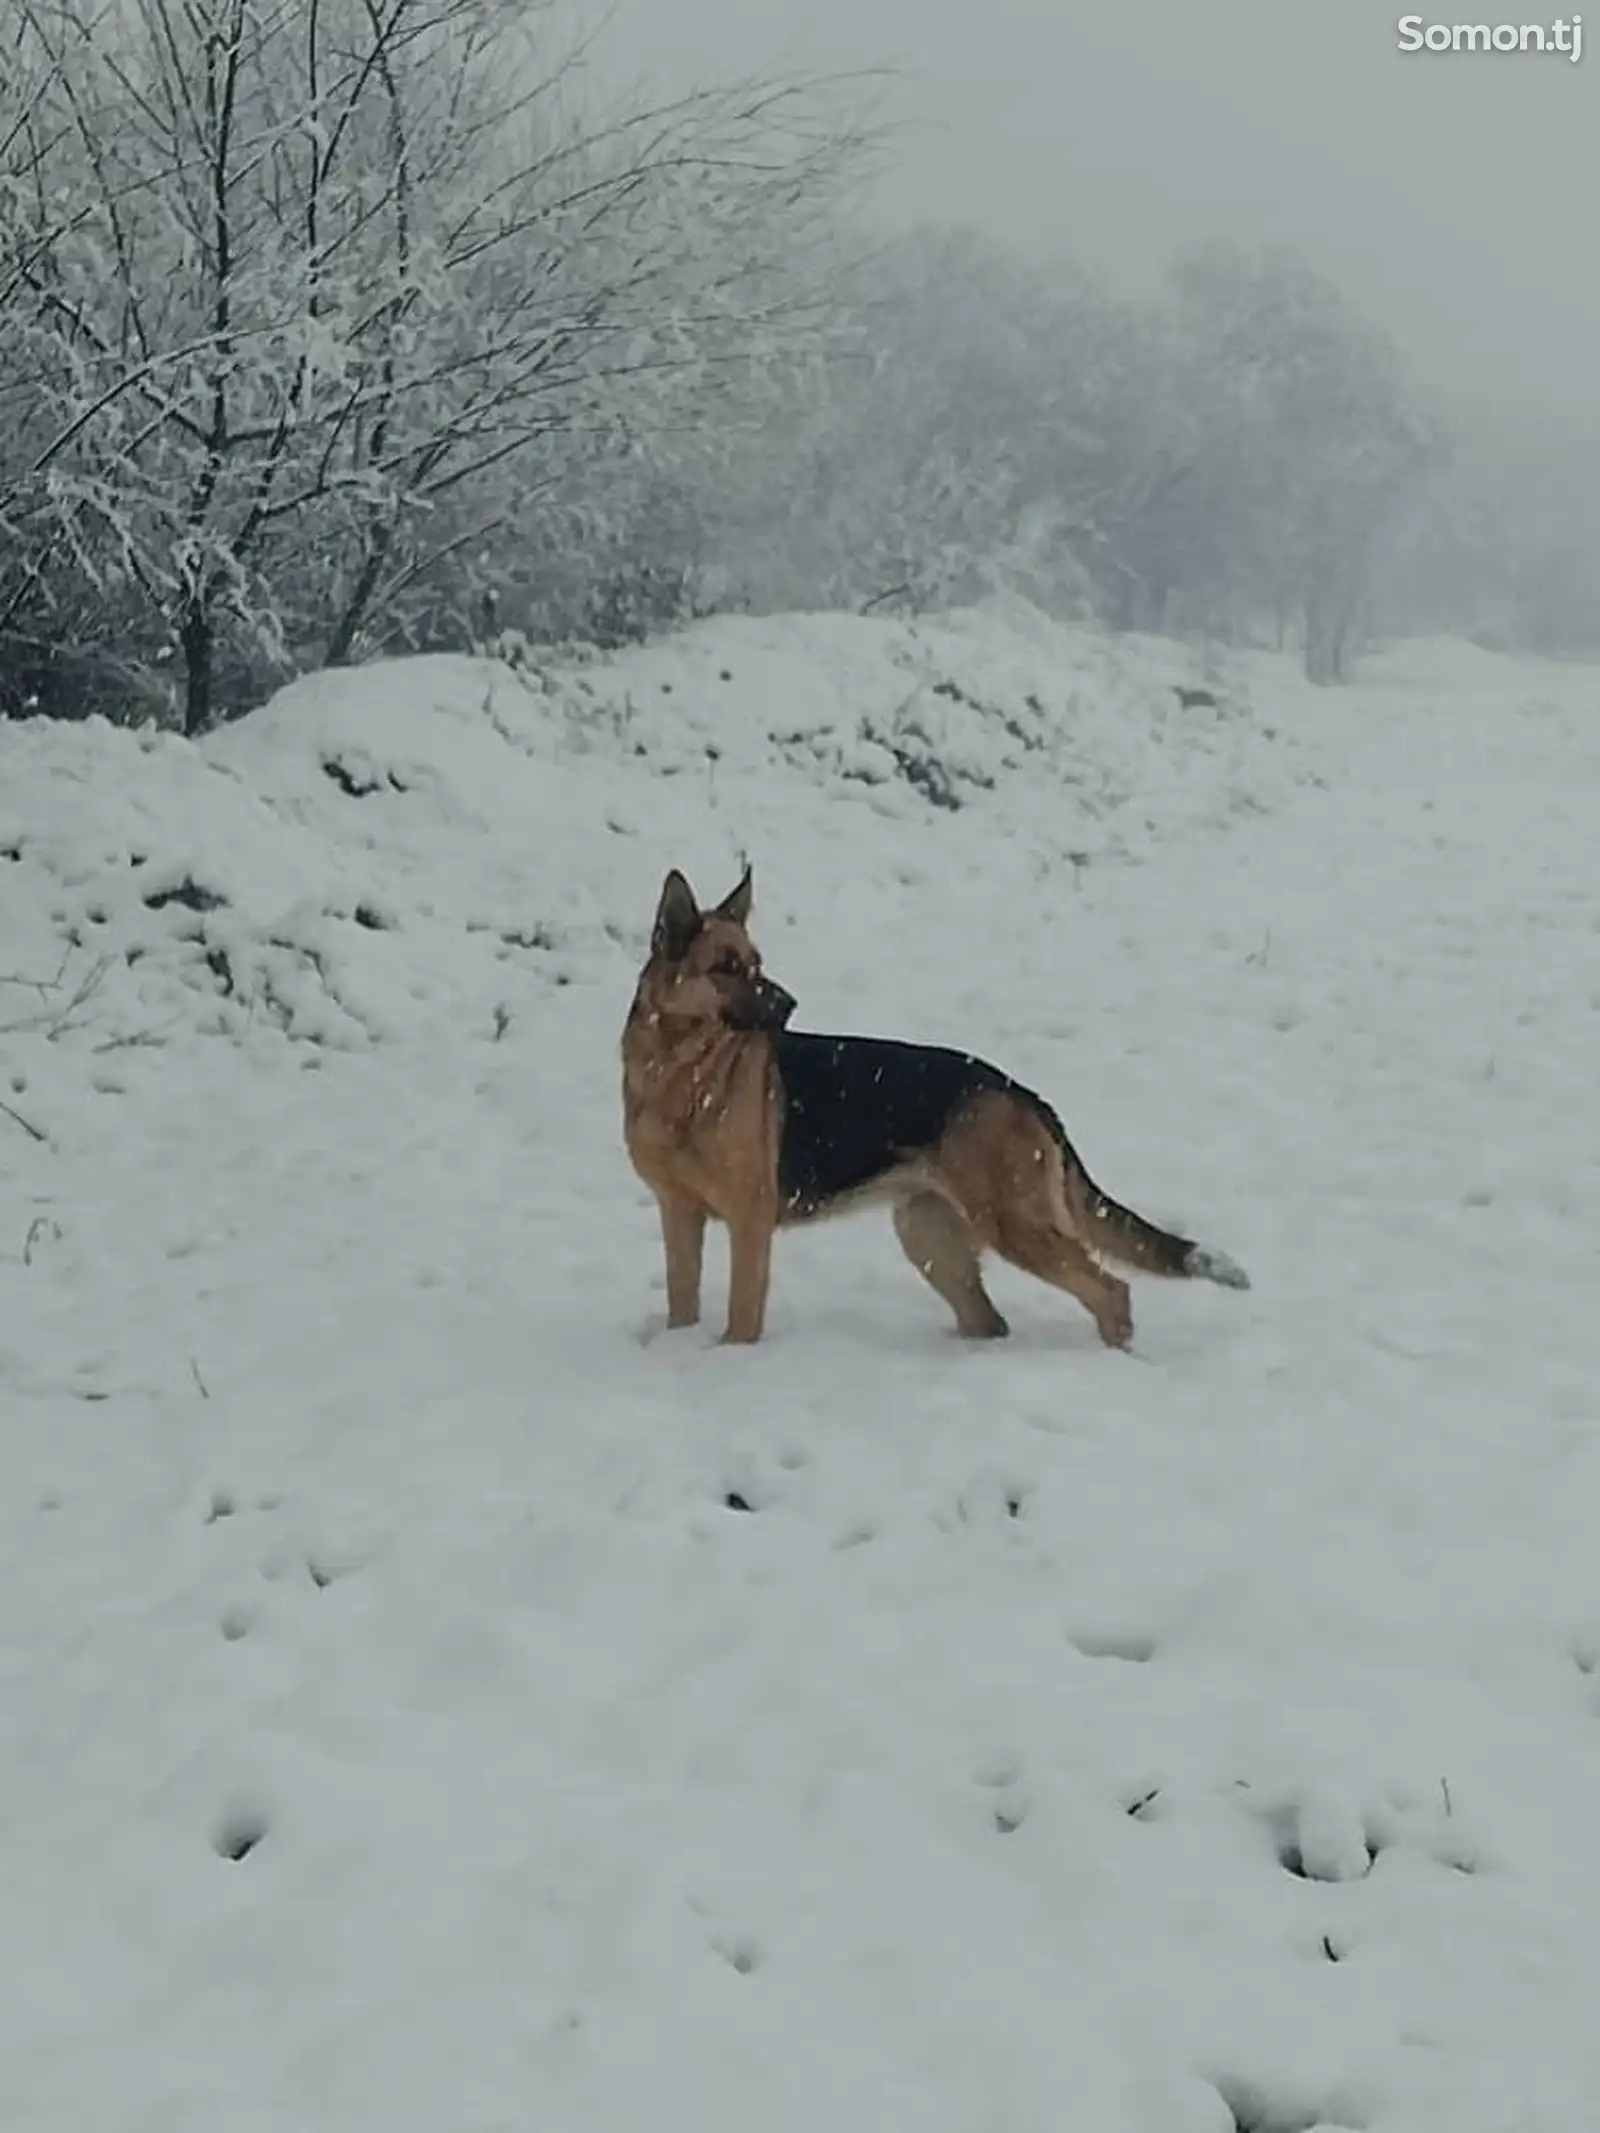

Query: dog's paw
634 1313 700 1346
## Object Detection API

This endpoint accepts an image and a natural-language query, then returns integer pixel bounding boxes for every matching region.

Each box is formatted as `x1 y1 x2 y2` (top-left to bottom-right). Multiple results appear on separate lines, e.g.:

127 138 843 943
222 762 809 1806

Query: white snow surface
3 603 1600 2132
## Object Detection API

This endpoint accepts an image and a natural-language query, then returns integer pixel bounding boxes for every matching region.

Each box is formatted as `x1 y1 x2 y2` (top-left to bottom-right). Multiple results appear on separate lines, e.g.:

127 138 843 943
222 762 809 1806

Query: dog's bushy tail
1034 1098 1250 1290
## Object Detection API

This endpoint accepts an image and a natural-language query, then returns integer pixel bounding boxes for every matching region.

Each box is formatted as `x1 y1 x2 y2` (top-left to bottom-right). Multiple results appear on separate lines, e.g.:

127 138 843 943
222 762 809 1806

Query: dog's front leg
722 1214 775 1344
658 1193 707 1329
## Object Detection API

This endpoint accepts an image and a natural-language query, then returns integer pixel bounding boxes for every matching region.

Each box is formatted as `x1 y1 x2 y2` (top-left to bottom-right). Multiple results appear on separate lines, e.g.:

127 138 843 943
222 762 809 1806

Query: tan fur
622 866 1244 1349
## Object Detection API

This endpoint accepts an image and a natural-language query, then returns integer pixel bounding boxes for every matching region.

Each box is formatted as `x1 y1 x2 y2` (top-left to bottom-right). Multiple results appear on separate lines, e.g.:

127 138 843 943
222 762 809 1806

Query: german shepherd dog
622 865 1250 1349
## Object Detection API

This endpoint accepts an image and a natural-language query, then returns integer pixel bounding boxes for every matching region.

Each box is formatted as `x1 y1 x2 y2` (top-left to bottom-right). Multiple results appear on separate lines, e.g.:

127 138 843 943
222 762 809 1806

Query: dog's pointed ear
651 869 701 961
714 862 753 927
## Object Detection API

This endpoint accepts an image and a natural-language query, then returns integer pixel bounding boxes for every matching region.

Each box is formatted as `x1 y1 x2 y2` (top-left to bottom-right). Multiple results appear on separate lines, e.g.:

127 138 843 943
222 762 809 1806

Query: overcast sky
597 0 1598 419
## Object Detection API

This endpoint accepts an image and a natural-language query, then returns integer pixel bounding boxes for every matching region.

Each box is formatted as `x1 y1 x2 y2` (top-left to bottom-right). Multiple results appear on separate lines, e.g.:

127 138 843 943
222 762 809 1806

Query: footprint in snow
217 1599 258 1643
1209 2070 1373 2133
973 1754 1029 1835
213 1799 272 1863
949 1468 1031 1529
1066 1625 1159 1665
710 1931 762 1976
1275 1788 1378 1883
830 1518 877 1550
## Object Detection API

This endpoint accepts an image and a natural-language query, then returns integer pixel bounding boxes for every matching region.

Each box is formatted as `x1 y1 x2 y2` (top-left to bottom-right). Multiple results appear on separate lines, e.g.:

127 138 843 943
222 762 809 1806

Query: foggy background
607 0 1599 417
3 0 1596 730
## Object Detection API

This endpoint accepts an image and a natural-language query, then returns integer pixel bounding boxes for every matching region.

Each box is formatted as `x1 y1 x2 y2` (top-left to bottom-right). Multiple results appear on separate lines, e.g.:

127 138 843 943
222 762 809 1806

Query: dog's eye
714 955 745 978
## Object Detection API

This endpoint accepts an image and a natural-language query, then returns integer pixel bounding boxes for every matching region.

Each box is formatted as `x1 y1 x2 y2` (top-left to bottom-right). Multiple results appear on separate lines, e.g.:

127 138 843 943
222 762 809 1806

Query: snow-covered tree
1 0 873 727
1159 241 1443 678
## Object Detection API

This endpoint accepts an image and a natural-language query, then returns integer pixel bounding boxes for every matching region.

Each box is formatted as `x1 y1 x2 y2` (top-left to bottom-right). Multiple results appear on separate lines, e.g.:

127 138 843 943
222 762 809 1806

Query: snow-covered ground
3 604 1599 2133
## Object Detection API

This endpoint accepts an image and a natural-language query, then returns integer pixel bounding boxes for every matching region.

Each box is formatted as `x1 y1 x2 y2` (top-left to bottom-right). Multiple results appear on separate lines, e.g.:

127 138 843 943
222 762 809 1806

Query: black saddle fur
773 1032 1024 1217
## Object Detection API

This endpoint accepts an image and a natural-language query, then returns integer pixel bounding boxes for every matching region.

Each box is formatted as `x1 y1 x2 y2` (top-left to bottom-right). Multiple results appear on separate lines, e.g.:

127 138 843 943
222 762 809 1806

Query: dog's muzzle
731 978 797 1031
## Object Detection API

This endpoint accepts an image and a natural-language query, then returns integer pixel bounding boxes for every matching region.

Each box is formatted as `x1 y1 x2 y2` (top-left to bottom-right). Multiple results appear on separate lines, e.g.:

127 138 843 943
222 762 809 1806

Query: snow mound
1 604 1285 1063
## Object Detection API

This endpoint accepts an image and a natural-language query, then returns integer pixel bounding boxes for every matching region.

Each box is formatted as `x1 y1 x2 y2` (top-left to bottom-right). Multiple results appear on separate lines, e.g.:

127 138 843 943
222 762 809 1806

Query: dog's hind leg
938 1096 1133 1350
992 1218 1132 1349
657 1192 707 1329
893 1192 1010 1339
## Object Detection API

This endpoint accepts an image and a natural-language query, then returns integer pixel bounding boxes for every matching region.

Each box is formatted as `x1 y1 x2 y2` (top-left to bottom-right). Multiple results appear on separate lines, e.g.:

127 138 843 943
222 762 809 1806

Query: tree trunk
325 522 396 667
180 605 215 735
1303 585 1332 685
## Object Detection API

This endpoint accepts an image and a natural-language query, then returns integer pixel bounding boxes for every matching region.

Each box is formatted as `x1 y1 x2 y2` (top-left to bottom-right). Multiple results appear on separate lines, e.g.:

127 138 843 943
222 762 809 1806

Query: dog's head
641 864 796 1032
